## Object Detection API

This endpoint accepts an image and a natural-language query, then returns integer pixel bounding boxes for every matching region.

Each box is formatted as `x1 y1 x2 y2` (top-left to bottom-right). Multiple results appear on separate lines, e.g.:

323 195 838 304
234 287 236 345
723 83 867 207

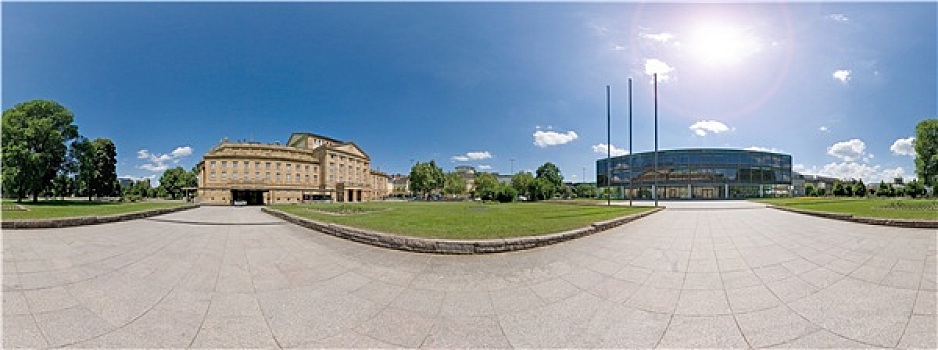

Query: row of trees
408 160 598 202
2 100 120 202
804 179 926 198
2 99 200 202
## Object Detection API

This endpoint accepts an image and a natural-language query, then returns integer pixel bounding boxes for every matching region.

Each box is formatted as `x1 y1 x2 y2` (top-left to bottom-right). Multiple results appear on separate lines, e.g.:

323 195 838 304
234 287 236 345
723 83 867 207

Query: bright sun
688 24 760 66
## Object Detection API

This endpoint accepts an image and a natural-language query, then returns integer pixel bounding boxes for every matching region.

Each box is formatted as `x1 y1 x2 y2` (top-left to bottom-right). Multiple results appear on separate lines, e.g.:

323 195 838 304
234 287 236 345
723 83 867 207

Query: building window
266 172 270 180
266 162 271 169
305 165 310 172
306 175 310 183
276 173 281 182
255 172 260 180
244 162 249 169
287 164 292 171
221 172 228 180
222 161 227 169
233 161 238 167
210 172 216 180
255 162 260 169
243 173 249 180
210 161 216 169
276 162 281 170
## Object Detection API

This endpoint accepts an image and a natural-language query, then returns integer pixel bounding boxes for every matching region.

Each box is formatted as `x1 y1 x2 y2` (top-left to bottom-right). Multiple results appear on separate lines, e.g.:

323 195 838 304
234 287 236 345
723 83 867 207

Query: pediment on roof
329 142 370 160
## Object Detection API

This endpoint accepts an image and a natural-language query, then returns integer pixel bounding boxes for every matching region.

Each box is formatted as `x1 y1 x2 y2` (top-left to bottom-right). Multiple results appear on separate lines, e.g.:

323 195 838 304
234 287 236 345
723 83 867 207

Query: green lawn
271 201 656 239
1 200 188 220
753 197 938 220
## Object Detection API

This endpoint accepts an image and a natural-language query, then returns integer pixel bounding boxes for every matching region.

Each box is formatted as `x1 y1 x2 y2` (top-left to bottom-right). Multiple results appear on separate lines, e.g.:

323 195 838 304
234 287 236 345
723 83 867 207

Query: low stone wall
2 205 199 230
262 207 664 254
769 205 938 229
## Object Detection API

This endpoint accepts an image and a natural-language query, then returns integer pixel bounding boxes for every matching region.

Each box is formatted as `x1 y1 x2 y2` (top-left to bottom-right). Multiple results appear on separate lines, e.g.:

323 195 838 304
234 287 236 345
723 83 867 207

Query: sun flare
688 24 761 65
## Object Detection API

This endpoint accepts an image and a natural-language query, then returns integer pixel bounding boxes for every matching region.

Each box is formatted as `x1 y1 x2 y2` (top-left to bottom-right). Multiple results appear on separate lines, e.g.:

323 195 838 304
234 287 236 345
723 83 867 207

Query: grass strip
753 197 938 220
272 201 655 239
1 200 188 220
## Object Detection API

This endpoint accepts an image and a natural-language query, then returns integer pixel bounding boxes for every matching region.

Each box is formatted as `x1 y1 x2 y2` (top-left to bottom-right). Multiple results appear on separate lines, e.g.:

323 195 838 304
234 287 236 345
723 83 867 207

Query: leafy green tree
1 100 80 202
816 187 827 197
877 181 893 197
853 180 867 197
91 138 118 197
905 179 925 198
562 185 575 199
511 171 535 199
804 184 816 197
494 182 517 203
408 161 444 198
536 162 564 189
832 181 846 197
71 137 119 199
915 119 938 186
575 183 598 199
442 171 466 197
158 166 197 199
472 172 499 200
844 182 854 197
70 137 97 200
531 177 557 201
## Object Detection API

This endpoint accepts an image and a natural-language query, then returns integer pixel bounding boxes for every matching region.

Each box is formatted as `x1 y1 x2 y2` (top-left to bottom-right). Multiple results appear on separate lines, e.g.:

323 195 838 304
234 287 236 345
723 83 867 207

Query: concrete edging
262 206 664 254
768 205 938 229
2 204 200 229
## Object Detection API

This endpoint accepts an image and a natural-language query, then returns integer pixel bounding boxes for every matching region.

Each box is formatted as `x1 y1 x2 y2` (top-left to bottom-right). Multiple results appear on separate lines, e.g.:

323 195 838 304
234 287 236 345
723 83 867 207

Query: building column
724 184 729 199
687 184 692 199
759 184 764 197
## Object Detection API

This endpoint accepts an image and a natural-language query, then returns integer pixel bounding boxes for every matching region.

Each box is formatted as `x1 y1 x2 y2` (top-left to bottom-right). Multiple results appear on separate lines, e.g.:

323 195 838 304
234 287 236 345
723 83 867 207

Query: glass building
597 149 792 199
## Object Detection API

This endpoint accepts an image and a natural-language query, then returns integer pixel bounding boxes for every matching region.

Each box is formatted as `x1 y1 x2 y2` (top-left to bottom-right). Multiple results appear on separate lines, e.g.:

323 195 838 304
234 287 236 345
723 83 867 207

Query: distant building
597 148 792 199
196 132 389 205
118 177 134 188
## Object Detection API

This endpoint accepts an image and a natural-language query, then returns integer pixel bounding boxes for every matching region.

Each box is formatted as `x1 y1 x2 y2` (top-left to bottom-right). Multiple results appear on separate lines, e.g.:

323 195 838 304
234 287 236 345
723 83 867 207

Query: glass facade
597 149 792 199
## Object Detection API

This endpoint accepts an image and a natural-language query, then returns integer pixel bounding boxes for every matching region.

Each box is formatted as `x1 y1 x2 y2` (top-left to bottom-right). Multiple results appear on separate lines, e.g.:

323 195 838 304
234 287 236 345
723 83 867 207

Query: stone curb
2 204 200 230
768 205 938 229
262 206 664 254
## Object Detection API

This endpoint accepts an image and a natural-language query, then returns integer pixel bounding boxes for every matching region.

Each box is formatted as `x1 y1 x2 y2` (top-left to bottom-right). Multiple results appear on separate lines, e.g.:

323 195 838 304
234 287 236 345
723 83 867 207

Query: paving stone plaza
3 202 936 348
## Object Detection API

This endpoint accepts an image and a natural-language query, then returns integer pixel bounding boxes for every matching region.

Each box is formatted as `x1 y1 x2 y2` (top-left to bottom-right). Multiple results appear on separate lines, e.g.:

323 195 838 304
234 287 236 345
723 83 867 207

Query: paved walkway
3 204 935 348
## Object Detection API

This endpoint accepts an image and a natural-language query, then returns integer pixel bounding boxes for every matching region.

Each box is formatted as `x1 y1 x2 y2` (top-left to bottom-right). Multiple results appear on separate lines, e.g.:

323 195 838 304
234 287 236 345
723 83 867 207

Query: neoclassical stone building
197 132 390 205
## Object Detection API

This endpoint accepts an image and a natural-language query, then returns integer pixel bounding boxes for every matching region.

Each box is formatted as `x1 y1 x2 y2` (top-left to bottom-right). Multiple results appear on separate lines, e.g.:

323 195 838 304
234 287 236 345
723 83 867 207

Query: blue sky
4 2 935 184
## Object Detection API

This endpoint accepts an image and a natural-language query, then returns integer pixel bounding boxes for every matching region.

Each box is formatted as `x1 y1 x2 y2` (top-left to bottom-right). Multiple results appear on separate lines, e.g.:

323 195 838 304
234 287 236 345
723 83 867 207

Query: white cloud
451 151 492 162
592 143 629 156
171 146 193 158
890 137 916 156
797 162 912 183
139 163 169 172
641 32 675 43
818 126 830 133
533 130 578 148
689 120 731 136
137 146 194 173
827 14 849 23
826 139 867 162
118 174 156 182
477 165 492 170
744 146 785 153
833 70 851 84
644 58 675 82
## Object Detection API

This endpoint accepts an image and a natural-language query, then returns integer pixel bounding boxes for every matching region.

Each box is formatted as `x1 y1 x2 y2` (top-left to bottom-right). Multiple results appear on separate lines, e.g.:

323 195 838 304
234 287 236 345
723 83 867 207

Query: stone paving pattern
3 203 936 348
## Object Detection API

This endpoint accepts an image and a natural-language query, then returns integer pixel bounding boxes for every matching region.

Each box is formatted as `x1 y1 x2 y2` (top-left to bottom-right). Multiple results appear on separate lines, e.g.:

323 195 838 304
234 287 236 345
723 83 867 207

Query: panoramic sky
4 2 936 184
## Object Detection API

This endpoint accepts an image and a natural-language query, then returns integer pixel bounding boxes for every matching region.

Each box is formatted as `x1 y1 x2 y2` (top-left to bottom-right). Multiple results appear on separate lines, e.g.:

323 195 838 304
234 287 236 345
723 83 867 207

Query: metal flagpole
606 85 611 206
628 77 633 207
653 73 659 207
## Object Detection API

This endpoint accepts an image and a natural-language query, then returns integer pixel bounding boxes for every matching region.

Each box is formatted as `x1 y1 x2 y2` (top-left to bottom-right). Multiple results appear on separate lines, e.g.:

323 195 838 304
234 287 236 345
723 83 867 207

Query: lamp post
653 73 659 207
606 85 611 206
628 77 633 207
